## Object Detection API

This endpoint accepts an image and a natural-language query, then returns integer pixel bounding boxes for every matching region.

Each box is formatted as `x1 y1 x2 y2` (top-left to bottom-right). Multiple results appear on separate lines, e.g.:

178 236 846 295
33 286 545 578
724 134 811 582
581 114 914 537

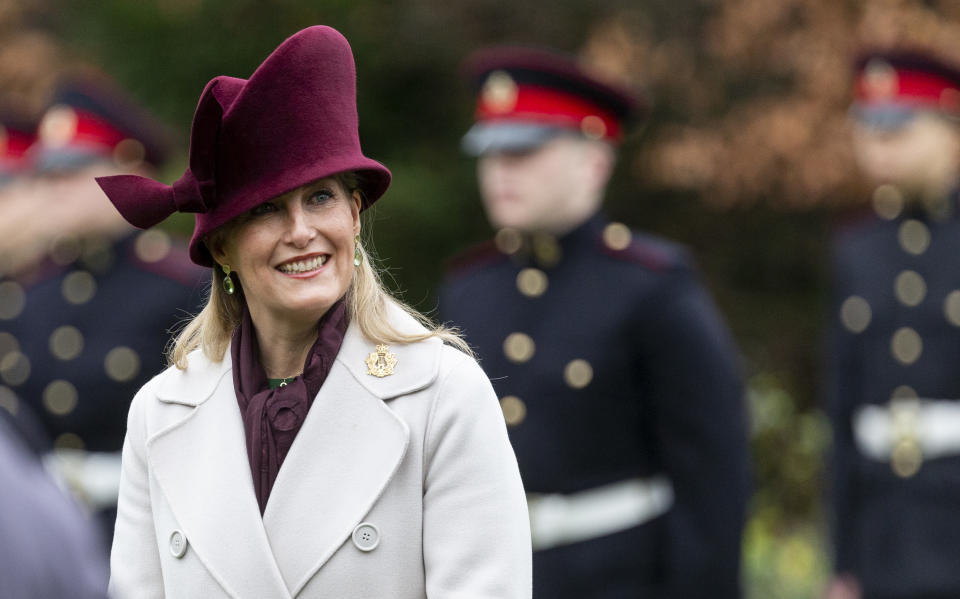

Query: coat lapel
263 306 442 596
147 350 291 599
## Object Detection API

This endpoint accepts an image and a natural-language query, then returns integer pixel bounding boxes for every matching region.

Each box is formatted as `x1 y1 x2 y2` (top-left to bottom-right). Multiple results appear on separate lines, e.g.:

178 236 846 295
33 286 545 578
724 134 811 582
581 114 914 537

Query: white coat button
170 530 188 558
352 522 380 552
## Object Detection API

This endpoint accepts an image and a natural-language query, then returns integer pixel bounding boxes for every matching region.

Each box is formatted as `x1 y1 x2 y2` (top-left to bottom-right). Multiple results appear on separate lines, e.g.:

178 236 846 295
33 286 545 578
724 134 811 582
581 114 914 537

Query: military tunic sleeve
633 267 749 598
824 241 862 576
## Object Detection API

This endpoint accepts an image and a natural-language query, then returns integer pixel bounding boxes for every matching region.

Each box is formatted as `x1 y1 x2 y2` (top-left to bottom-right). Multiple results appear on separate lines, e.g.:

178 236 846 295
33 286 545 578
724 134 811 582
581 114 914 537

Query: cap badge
366 344 397 377
862 59 899 101
39 105 79 148
482 70 518 114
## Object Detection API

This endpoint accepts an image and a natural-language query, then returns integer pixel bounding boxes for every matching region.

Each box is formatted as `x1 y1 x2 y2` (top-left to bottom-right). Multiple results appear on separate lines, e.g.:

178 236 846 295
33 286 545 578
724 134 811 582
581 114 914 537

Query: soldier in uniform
0 71 206 545
0 112 54 455
441 46 749 598
825 51 960 599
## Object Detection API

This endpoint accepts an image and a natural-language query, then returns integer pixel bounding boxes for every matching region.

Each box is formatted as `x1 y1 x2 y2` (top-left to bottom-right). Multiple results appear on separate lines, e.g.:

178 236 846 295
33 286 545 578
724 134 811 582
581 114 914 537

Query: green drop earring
353 235 363 267
222 264 235 295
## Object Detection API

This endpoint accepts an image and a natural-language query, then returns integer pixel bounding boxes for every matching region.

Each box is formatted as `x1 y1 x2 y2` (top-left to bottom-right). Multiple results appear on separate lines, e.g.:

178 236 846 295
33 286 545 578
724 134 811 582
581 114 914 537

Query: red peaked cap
96 26 391 267
854 49 960 112
461 45 645 155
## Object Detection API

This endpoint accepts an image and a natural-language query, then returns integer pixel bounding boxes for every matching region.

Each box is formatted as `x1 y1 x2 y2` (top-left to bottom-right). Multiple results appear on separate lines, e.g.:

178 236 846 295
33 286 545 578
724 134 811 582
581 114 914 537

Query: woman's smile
275 252 331 277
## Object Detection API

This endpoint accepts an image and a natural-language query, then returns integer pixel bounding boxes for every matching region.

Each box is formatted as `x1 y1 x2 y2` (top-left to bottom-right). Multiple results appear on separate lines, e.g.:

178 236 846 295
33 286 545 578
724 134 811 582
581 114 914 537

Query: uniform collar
511 211 607 269
891 186 960 223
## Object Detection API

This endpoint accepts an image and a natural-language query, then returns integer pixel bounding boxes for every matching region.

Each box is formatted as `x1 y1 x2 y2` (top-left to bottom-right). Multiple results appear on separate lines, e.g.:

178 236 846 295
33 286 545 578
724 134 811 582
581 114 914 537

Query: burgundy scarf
231 299 349 514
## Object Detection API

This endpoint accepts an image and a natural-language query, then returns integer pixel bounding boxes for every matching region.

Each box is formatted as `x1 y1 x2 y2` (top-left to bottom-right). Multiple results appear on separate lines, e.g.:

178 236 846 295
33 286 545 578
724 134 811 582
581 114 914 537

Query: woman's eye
251 202 277 216
308 189 334 205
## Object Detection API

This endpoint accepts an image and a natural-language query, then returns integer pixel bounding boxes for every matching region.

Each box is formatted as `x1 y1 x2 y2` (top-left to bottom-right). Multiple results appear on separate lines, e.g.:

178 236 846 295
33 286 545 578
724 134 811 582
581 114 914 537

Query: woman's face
212 177 361 327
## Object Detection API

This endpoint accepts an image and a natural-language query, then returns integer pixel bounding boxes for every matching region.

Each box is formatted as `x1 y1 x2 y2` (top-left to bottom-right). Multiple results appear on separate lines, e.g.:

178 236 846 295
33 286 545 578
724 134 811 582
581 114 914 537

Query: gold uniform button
80 239 115 273
0 351 30 386
872 184 903 220
602 222 632 251
49 326 84 361
516 268 548 298
49 235 82 266
105 347 141 382
0 280 26 320
53 432 85 450
0 332 18 359
891 327 923 365
135 230 172 263
494 228 523 255
0 385 18 416
564 359 594 389
61 271 97 305
503 333 535 364
898 219 930 255
891 385 918 401
500 396 527 427
532 234 561 267
840 296 872 333
43 380 78 416
892 439 923 478
894 270 926 307
944 290 960 326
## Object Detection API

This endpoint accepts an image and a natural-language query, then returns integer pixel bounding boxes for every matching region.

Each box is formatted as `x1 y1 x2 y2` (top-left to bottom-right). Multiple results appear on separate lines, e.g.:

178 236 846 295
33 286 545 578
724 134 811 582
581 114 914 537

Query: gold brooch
365 344 397 377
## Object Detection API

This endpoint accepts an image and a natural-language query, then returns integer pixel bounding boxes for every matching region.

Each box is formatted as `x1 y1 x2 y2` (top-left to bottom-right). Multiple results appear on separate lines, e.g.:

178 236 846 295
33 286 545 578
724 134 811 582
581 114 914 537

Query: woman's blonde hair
168 173 470 369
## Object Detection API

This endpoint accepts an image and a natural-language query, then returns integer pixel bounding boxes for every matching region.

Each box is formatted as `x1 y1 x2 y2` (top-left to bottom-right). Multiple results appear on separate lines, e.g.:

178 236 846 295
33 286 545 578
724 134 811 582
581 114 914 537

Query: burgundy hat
461 46 645 156
96 26 391 266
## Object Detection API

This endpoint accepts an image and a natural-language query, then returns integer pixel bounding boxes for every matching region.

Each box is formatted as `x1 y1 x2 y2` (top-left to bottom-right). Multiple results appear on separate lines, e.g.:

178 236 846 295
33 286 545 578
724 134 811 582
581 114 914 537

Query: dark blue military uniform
827 197 960 599
1 231 205 449
0 230 205 538
441 213 749 598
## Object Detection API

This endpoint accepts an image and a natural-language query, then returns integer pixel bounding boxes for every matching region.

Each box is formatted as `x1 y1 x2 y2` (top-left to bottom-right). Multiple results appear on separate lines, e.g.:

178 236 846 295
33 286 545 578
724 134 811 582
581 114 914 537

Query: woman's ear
351 190 362 233
206 235 230 267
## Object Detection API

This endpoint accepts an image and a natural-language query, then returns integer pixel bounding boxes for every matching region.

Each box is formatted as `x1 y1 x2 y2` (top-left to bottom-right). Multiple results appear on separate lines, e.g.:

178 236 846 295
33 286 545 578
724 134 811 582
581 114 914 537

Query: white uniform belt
43 449 123 510
854 399 960 461
527 476 674 552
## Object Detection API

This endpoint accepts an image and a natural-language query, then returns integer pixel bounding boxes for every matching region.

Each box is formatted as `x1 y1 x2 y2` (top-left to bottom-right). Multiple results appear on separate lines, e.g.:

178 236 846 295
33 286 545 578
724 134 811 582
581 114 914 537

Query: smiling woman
94 26 531 599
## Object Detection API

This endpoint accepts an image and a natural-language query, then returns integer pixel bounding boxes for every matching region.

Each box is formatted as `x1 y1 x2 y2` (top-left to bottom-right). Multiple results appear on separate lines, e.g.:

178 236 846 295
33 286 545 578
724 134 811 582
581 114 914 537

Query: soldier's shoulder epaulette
831 205 880 243
597 227 689 272
444 239 508 278
127 232 207 287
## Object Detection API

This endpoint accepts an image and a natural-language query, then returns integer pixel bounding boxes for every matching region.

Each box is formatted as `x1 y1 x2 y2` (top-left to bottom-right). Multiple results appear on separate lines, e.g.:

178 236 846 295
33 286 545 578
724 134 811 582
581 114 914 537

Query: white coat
109 303 532 598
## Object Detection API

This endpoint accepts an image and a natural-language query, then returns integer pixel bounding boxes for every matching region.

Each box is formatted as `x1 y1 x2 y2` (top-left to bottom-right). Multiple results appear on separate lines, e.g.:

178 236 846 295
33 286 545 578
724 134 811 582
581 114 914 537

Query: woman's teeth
278 255 327 273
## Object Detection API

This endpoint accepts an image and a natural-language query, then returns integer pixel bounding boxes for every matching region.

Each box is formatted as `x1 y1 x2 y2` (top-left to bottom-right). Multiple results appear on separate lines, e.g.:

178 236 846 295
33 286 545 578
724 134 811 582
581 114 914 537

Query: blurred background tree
5 0 960 596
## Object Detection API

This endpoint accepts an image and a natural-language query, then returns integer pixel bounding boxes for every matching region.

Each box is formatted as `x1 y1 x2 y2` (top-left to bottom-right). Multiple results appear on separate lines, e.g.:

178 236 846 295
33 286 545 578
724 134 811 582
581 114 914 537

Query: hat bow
96 77 235 228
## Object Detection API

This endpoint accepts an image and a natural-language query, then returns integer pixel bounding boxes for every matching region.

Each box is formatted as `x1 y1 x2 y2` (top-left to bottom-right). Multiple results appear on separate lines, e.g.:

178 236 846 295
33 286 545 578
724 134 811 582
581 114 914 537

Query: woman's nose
283 205 316 247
